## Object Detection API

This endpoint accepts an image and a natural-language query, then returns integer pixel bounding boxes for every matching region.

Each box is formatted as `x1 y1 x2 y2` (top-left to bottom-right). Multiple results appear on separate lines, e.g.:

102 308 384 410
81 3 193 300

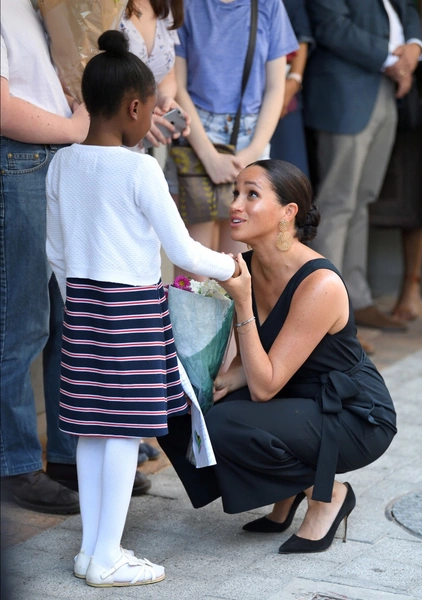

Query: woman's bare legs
392 228 422 321
264 496 303 524
295 480 348 540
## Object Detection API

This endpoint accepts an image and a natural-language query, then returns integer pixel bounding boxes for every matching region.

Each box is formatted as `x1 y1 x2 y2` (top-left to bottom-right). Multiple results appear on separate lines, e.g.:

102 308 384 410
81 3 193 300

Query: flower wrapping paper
167 284 234 468
167 284 234 415
39 0 127 102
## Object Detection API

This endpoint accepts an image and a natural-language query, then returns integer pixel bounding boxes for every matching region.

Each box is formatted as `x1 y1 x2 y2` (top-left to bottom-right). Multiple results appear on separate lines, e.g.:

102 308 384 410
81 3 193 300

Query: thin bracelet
235 316 256 328
287 72 303 85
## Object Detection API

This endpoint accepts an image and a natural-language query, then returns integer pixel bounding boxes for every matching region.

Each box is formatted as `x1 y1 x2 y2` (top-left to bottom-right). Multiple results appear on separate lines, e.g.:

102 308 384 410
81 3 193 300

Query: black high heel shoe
242 492 306 533
278 482 356 554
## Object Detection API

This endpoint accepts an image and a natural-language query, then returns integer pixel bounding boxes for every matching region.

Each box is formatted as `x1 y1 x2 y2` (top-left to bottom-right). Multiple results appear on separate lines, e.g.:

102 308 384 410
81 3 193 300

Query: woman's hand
213 357 247 402
142 99 191 148
204 151 244 184
213 373 231 402
219 253 252 304
142 112 175 148
235 146 261 171
157 96 191 138
280 78 300 119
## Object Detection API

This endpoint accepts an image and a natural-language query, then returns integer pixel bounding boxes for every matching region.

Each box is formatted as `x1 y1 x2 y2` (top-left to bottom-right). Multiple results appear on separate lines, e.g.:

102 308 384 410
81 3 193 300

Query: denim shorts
165 106 270 196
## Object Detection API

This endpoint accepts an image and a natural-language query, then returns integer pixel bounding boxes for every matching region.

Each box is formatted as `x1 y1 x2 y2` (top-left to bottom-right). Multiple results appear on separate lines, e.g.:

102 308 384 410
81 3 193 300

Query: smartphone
143 108 187 149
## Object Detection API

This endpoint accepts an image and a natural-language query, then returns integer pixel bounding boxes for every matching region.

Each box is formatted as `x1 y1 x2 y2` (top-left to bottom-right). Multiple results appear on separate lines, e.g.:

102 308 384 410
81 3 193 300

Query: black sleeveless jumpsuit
159 257 397 513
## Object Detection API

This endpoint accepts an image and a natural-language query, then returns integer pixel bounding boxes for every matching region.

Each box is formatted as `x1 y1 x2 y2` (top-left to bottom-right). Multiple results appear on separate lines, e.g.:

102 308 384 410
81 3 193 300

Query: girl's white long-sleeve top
46 144 235 301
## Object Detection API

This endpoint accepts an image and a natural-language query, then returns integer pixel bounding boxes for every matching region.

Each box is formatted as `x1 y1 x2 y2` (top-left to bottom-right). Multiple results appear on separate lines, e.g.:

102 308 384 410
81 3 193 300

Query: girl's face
123 93 157 148
230 165 286 246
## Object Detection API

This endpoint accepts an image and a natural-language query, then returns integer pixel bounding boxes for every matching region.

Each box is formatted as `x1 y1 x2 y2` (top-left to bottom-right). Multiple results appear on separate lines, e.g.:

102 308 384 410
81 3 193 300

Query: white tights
77 436 140 569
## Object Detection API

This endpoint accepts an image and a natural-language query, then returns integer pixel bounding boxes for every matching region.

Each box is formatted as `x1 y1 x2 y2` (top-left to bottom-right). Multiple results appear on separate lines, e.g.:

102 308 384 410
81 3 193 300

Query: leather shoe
0 470 80 514
354 305 408 331
139 441 160 461
46 463 151 496
132 470 152 496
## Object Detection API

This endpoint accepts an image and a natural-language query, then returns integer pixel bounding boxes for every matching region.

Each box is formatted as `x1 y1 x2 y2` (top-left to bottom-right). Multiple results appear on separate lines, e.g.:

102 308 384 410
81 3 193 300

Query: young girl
46 30 238 588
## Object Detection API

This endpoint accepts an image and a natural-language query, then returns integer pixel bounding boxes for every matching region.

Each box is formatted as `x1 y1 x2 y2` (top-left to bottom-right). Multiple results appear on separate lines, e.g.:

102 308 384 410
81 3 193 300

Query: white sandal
74 547 135 579
85 552 165 587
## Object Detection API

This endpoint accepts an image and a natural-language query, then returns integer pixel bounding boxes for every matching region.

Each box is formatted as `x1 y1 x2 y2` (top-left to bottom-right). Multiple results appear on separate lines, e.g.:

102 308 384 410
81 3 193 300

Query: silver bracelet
235 316 256 328
287 72 303 85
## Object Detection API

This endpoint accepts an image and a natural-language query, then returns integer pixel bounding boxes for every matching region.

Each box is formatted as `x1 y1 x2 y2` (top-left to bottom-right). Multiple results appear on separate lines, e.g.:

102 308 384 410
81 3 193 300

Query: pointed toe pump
278 482 356 554
243 492 306 533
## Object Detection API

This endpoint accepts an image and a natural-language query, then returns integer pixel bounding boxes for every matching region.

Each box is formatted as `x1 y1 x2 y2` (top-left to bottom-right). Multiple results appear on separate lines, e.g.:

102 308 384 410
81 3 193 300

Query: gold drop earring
276 219 293 251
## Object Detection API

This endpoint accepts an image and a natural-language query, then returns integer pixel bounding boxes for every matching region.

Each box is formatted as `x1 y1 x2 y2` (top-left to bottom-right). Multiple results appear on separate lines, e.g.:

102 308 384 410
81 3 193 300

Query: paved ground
2 300 422 600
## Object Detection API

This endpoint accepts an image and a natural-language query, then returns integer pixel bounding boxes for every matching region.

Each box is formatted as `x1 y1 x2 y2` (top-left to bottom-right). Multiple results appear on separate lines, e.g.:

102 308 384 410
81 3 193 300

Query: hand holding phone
143 108 187 149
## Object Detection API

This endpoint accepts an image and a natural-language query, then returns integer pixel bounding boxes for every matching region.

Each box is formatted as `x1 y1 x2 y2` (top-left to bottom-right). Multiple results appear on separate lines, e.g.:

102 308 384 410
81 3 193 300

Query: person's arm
46 161 67 302
0 77 89 144
235 56 286 168
213 353 247 402
219 254 348 402
174 56 244 184
281 43 308 119
142 67 191 147
136 157 238 279
384 42 421 97
305 0 390 72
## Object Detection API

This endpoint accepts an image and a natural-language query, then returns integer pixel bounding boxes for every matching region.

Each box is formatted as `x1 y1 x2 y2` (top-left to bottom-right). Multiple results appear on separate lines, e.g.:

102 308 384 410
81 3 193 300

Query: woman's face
230 165 285 246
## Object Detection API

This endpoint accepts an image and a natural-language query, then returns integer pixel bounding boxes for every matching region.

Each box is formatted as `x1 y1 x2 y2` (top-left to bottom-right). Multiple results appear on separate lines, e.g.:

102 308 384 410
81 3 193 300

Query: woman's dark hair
125 0 184 30
251 159 320 242
81 30 156 119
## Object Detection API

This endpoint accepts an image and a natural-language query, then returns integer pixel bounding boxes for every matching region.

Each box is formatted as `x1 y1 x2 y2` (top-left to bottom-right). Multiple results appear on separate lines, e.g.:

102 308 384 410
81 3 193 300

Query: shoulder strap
229 0 258 147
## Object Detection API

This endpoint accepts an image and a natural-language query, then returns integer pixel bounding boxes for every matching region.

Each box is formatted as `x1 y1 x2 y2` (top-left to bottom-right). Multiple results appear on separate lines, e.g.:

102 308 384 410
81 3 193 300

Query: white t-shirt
46 145 235 300
0 0 71 117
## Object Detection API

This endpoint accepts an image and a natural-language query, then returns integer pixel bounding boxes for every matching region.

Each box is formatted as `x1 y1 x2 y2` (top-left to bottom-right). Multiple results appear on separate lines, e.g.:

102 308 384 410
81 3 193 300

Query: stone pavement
2 311 422 600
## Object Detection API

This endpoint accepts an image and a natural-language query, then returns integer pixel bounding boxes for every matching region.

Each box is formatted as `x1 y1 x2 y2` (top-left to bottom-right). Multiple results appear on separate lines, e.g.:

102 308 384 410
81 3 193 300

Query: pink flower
172 275 192 292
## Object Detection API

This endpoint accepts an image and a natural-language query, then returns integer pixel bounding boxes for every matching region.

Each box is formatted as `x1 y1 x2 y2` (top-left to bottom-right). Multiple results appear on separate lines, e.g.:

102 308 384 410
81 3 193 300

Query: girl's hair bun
97 30 129 56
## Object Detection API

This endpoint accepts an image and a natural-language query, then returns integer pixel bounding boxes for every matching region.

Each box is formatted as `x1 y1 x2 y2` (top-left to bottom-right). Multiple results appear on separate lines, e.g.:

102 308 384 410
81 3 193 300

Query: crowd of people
0 0 421 590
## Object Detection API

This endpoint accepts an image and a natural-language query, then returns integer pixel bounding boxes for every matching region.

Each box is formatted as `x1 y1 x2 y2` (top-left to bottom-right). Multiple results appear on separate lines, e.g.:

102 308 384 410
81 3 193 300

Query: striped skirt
59 278 188 438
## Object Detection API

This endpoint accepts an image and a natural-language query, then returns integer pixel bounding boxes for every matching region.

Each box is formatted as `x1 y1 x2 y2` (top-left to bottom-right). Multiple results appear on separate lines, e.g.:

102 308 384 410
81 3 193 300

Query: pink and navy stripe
59 278 187 438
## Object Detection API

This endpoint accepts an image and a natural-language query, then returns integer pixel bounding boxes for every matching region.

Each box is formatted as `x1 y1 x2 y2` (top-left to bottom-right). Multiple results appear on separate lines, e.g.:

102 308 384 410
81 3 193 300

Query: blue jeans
165 107 270 194
0 138 77 476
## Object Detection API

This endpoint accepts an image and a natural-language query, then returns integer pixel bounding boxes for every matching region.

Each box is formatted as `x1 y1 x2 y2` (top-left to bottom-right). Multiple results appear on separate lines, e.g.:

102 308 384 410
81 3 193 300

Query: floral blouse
119 12 179 84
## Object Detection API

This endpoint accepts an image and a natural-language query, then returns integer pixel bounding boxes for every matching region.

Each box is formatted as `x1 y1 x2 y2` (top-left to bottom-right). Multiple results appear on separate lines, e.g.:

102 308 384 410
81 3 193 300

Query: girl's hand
143 113 175 148
204 151 243 184
219 253 252 304
280 78 300 119
235 146 260 171
157 97 191 138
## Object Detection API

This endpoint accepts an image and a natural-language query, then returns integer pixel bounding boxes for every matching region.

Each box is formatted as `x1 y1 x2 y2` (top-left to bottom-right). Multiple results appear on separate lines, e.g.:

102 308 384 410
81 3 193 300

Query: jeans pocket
3 147 49 174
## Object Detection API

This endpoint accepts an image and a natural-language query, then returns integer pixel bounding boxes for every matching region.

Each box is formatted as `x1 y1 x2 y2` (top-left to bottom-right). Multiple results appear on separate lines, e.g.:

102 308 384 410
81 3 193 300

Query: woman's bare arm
0 77 89 144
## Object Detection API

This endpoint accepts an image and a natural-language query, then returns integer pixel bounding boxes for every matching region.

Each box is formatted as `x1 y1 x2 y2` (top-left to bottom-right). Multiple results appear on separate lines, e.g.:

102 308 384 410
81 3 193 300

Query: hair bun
300 203 320 242
98 30 129 56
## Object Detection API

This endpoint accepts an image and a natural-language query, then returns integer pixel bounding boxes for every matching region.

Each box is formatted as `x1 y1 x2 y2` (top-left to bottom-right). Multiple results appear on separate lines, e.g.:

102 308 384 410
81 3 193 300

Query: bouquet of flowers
167 276 234 468
39 0 127 103
167 276 234 414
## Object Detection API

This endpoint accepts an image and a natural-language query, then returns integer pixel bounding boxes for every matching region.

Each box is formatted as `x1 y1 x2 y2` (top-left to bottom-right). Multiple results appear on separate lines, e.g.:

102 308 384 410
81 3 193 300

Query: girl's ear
129 98 140 120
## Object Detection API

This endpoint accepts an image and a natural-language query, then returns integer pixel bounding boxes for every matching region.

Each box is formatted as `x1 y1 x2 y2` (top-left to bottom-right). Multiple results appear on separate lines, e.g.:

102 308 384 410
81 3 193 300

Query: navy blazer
303 0 422 134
